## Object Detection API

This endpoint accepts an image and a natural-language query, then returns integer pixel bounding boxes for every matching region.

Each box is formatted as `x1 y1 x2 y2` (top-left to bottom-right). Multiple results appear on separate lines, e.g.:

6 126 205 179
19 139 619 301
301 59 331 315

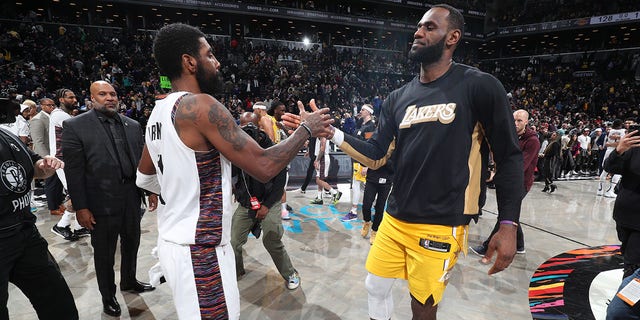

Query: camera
247 209 262 239
241 122 261 140
0 97 19 124
629 124 640 132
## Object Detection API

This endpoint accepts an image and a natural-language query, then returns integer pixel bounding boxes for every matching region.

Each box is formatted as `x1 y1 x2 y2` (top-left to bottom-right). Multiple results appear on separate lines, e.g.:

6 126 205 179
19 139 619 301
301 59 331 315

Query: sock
57 211 74 228
330 188 337 195
281 203 287 212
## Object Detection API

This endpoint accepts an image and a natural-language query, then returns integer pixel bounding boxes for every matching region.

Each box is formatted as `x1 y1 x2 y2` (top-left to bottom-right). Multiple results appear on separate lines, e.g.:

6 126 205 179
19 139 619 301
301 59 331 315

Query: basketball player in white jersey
49 88 88 241
136 23 333 320
598 119 625 198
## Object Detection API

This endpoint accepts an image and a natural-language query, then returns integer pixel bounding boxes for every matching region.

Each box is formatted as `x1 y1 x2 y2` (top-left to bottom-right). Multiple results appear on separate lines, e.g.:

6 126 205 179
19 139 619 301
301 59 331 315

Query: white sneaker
281 210 291 220
596 183 604 196
604 190 617 198
292 188 306 194
287 272 300 290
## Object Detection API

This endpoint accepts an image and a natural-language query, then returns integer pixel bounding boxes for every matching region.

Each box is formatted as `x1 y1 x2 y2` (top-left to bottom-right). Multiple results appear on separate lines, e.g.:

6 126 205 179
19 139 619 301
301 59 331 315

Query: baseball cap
20 104 29 113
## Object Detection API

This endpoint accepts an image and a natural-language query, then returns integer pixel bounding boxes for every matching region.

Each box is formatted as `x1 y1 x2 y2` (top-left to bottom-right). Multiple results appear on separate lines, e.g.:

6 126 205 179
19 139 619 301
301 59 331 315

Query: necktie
107 117 134 179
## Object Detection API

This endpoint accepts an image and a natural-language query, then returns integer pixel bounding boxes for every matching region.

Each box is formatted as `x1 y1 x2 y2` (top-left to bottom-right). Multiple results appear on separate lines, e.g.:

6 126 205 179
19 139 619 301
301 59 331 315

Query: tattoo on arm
263 128 308 164
175 95 198 136
206 99 248 151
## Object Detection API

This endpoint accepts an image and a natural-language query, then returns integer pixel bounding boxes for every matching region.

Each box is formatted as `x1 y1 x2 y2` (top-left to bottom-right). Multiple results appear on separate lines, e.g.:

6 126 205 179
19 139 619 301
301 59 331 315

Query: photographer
230 112 300 290
0 98 78 319
605 127 640 319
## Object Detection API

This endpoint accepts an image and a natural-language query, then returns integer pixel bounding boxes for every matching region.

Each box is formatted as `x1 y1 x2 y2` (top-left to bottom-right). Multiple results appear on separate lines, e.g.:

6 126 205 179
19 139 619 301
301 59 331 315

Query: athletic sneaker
517 248 526 254
74 227 91 237
287 271 300 290
604 188 617 198
340 212 357 222
469 245 487 257
52 225 79 241
332 191 343 205
596 183 604 196
292 188 306 194
310 198 323 205
281 210 291 220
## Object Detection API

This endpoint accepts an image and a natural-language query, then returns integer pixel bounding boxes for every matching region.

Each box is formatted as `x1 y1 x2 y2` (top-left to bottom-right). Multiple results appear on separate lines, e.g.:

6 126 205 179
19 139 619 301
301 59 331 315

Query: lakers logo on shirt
399 103 456 129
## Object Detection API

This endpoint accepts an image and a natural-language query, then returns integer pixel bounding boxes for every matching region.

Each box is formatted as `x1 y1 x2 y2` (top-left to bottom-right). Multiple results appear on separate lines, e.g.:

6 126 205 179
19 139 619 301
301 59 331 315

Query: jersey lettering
399 103 457 129
149 122 162 141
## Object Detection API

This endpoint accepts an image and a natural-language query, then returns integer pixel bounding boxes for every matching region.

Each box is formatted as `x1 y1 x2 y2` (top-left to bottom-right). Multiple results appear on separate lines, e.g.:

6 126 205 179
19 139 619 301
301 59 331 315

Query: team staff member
63 81 156 317
284 5 523 320
0 97 78 319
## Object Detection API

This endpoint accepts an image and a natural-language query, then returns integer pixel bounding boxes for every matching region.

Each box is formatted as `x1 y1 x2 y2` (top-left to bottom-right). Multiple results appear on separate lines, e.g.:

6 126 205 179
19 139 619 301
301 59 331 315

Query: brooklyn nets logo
1 160 28 193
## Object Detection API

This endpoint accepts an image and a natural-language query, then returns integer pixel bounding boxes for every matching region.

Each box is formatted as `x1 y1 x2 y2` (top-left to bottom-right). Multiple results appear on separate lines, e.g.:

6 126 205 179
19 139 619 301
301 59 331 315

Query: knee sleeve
365 273 395 320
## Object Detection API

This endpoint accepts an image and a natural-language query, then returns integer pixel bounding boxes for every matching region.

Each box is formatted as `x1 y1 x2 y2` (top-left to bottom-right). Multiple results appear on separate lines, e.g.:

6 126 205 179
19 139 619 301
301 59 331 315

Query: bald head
513 109 529 135
90 81 118 116
239 112 259 127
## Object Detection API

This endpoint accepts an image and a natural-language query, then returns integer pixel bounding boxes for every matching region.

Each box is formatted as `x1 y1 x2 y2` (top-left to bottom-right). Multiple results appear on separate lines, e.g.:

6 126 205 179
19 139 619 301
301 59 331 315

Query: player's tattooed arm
206 99 248 151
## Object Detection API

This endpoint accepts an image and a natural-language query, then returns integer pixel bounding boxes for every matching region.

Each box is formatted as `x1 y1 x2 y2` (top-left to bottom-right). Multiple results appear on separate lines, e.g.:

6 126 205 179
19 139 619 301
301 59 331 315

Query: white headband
361 105 373 115
252 103 267 110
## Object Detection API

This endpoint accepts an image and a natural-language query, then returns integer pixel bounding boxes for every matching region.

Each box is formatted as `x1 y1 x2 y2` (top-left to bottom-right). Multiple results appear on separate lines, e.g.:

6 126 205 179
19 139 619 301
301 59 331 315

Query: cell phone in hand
628 124 640 133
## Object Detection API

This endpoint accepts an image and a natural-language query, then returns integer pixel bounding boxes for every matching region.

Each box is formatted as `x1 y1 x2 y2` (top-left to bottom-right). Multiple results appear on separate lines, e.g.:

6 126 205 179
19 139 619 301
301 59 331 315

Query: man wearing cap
577 128 592 174
0 103 30 144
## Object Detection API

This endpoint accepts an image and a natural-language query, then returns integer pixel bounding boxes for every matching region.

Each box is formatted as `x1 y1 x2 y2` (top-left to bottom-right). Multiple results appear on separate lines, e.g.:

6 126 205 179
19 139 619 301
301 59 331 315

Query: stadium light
303 37 310 46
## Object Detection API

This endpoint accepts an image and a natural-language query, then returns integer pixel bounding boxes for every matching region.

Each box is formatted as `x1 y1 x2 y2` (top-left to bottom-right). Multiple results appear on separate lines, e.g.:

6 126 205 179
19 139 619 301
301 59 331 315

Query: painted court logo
1 160 28 193
399 103 456 128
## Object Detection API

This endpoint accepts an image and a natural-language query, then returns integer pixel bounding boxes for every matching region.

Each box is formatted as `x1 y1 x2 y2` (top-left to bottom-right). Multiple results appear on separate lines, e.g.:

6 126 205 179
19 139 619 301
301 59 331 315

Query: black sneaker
332 191 343 205
469 245 487 257
74 227 91 237
52 225 79 241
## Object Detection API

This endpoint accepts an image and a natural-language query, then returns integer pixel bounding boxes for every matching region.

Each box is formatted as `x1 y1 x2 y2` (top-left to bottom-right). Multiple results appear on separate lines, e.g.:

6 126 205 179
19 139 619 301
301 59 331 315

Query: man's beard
196 64 225 96
408 36 446 65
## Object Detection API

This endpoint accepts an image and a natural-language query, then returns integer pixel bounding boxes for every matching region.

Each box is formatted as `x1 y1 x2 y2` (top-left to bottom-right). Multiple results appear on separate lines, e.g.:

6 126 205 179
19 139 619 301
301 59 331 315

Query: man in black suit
62 81 157 317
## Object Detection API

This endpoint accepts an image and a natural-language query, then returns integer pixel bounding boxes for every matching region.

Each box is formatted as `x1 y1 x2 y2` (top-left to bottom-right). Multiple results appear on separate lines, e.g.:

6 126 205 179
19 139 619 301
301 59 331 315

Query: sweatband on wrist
299 122 312 136
330 128 344 146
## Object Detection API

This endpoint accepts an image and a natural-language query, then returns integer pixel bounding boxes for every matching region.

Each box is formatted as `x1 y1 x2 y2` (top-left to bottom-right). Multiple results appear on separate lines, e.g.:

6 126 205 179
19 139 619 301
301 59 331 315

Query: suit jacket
62 109 144 215
29 110 50 157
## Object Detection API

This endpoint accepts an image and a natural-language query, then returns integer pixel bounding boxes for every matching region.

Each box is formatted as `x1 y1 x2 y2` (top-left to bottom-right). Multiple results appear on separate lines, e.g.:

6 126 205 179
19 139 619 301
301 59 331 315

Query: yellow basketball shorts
366 212 468 305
